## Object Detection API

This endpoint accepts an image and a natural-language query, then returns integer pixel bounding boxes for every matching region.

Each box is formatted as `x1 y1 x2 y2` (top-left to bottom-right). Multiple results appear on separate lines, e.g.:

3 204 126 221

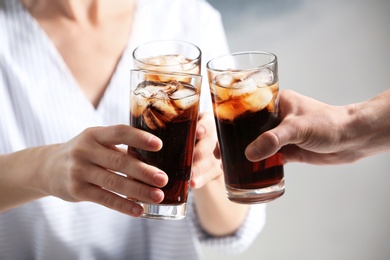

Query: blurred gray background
202 0 390 259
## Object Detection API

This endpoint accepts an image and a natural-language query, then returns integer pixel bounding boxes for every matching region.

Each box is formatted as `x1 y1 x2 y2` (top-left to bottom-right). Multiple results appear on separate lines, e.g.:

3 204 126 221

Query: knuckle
134 185 143 197
80 126 103 145
68 145 84 160
119 201 132 215
131 182 147 199
105 173 121 189
287 120 309 141
67 182 84 201
81 127 98 140
109 152 129 170
62 159 87 201
264 131 281 147
101 193 114 207
110 124 126 137
138 164 155 183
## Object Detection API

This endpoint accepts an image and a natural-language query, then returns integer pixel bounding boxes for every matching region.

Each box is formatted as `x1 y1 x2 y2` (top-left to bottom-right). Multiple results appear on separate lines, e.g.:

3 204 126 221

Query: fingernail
132 206 142 216
197 125 206 137
149 136 162 149
149 189 164 202
245 146 258 161
190 178 197 188
153 172 167 187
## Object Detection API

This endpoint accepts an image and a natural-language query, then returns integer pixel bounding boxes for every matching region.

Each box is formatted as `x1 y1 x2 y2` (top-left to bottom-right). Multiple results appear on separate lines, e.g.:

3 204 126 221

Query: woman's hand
1 125 168 217
190 112 222 189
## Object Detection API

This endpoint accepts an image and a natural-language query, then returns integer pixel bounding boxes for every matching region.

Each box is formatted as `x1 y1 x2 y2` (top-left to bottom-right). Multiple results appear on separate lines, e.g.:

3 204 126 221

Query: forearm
0 146 50 212
192 174 249 237
346 89 390 159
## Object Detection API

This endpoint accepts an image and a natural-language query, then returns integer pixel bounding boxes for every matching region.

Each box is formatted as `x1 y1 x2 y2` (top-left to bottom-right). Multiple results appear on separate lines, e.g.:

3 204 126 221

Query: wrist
345 92 390 159
0 146 50 212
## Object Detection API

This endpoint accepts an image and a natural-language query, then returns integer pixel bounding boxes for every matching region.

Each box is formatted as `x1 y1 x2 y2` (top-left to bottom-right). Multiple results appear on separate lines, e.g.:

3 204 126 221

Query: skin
245 89 390 165
0 0 248 237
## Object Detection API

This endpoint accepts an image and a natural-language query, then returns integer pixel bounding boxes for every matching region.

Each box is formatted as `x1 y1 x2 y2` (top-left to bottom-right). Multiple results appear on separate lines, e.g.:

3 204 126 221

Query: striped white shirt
0 0 267 259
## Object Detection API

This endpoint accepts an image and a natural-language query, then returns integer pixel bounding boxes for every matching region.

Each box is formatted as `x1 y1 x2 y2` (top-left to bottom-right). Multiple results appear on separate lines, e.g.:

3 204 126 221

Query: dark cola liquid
215 108 284 190
128 112 197 205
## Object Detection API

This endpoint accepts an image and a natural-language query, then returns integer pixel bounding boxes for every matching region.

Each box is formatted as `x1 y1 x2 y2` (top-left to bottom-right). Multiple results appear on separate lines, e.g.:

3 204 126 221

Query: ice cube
161 54 187 66
142 108 165 130
174 95 199 110
170 87 199 110
251 68 274 87
214 73 235 88
232 70 253 81
143 54 186 66
211 83 230 102
150 98 179 122
134 81 164 97
140 54 198 81
169 85 195 99
142 55 165 66
230 77 257 97
163 81 180 94
130 93 148 118
134 80 178 99
142 54 190 74
267 82 279 112
230 69 275 96
242 86 273 113
132 80 182 128
215 86 274 122
215 98 248 122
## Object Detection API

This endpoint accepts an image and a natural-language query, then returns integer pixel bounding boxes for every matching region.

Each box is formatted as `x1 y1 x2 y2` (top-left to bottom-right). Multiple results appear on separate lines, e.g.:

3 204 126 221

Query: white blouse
0 0 267 259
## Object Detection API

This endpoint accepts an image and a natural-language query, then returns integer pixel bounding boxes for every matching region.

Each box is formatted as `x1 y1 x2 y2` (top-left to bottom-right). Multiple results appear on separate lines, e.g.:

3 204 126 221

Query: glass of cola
128 69 201 220
128 41 202 220
206 51 284 204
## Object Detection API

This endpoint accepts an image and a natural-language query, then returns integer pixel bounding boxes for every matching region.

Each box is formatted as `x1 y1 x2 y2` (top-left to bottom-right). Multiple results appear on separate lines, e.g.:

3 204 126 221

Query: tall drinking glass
128 69 202 220
206 51 284 204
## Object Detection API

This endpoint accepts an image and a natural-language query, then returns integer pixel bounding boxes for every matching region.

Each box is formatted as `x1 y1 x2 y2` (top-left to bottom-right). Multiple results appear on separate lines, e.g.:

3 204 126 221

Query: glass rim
206 51 277 72
132 40 202 69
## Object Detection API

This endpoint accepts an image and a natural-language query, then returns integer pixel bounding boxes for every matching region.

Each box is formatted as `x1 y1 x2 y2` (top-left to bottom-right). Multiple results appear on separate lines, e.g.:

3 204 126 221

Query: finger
81 184 145 217
87 146 168 187
213 142 221 159
245 120 300 162
81 166 165 204
190 136 221 189
91 125 162 151
196 124 207 139
245 130 282 162
195 112 215 140
190 162 221 189
192 127 216 166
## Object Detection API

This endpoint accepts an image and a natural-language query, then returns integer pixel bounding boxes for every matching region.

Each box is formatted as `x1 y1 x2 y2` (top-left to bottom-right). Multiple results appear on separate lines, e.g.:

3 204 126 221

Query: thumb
245 122 294 162
245 131 281 162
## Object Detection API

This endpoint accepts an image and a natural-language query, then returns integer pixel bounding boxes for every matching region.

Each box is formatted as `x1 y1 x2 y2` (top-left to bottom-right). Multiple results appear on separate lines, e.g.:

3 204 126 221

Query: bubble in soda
131 80 199 130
